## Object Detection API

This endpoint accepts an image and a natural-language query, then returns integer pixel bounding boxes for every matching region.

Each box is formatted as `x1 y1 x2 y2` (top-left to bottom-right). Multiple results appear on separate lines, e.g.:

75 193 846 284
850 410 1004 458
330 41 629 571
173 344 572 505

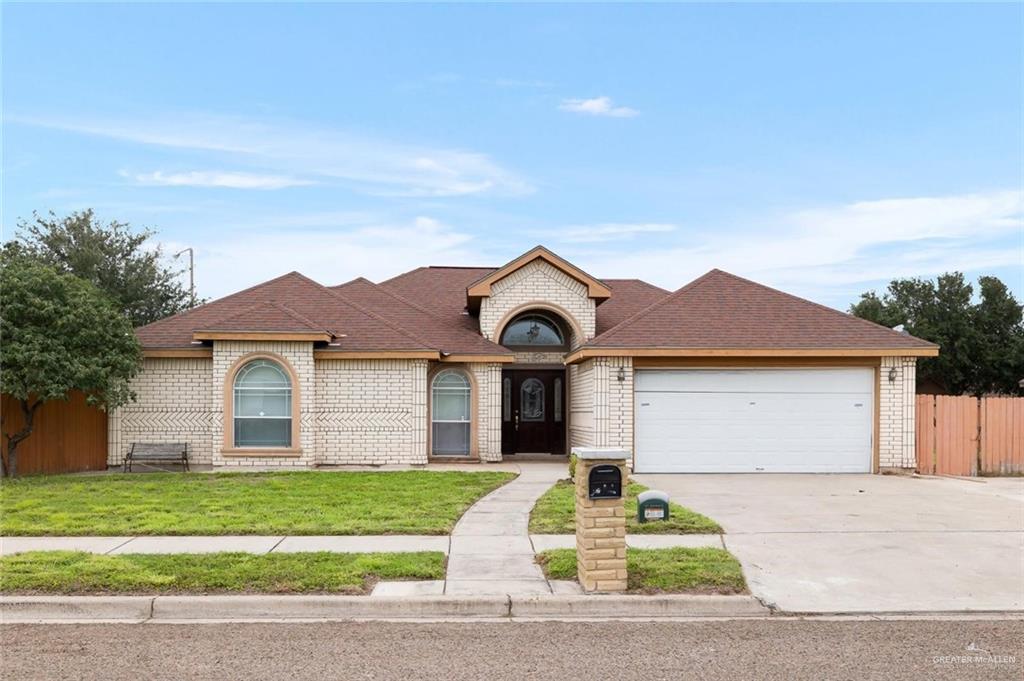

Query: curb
511 595 768 618
0 594 767 622
0 596 153 621
153 595 510 620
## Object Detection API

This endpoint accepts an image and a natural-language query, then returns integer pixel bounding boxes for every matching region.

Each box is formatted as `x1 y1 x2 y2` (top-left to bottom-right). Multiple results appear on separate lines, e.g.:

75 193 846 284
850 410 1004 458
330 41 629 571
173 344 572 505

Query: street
2 619 1021 680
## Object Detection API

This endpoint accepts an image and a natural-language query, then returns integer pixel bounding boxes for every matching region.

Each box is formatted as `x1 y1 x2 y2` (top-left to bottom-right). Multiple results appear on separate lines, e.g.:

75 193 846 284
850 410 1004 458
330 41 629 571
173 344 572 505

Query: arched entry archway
498 308 570 456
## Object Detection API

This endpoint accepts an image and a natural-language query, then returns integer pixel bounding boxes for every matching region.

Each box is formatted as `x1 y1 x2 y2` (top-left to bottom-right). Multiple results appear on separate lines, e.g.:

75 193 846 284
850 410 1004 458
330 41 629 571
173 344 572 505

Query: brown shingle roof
195 301 329 334
586 269 937 350
379 267 669 335
330 278 509 356
137 272 433 351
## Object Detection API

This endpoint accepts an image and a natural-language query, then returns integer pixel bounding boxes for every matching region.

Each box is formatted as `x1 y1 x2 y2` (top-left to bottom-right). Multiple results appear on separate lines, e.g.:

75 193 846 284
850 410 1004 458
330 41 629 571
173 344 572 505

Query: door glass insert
521 378 545 422
502 378 511 421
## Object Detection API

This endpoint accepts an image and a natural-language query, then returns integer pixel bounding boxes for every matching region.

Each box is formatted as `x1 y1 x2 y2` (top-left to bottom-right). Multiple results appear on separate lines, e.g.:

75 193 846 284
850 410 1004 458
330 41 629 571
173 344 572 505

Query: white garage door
634 368 873 473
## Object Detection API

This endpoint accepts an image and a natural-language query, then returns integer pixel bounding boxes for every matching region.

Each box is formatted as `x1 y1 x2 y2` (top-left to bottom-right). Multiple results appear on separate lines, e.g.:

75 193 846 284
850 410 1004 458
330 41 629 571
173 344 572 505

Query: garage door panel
634 369 873 473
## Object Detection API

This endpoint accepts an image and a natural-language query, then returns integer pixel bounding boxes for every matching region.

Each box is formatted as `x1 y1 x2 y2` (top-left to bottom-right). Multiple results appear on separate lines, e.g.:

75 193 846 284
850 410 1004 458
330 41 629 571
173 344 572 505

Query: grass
0 550 446 595
536 548 746 594
0 471 515 536
528 480 722 534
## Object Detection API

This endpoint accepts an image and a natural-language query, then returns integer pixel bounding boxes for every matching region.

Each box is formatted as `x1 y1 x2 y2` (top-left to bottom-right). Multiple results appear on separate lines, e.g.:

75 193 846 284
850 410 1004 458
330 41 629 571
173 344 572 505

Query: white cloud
570 189 1023 307
13 113 532 198
181 216 484 299
557 223 676 243
558 96 639 118
130 170 315 190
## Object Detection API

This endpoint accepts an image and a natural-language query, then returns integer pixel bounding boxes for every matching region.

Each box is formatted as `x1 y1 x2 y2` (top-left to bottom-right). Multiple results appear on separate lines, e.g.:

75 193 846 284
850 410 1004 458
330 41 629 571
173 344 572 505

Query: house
110 246 938 473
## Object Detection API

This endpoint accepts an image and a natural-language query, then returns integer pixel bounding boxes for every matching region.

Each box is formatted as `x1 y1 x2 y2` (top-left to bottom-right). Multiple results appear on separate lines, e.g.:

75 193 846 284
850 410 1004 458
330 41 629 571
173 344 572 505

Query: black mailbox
588 464 622 499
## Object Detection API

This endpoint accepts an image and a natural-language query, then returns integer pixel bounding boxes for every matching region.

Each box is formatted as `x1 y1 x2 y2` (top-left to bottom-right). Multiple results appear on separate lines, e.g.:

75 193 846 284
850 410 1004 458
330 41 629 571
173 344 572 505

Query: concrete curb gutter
1 594 768 622
511 595 768 618
152 595 511 620
0 596 154 621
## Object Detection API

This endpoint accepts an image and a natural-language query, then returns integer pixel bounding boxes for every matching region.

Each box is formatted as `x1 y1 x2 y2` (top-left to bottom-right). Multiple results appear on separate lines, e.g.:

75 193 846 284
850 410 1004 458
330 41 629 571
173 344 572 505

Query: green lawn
536 547 746 594
0 550 445 595
0 471 515 536
528 480 722 534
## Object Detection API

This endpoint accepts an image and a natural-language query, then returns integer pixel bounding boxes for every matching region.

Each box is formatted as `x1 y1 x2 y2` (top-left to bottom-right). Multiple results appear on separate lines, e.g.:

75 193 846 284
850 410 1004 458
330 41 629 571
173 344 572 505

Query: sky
2 2 1021 310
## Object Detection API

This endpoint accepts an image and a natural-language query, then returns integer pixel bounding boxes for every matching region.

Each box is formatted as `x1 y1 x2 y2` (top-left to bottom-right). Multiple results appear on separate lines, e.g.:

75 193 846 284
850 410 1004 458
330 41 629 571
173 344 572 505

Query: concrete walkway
443 461 567 596
0 533 722 556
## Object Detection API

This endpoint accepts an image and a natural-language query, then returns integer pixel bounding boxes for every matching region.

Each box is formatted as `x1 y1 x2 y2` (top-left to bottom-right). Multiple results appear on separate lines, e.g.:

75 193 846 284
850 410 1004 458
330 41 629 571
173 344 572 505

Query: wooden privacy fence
916 395 1024 476
1 392 108 475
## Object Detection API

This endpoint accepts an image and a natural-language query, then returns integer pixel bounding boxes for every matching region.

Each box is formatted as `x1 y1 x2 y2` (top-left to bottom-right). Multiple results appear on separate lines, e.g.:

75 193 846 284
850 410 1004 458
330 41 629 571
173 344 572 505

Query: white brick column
879 356 917 469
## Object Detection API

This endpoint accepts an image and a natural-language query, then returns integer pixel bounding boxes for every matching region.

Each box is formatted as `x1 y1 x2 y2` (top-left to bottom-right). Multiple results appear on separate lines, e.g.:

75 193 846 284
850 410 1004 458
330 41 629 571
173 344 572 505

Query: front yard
0 470 515 536
529 479 722 534
537 547 746 594
0 550 445 595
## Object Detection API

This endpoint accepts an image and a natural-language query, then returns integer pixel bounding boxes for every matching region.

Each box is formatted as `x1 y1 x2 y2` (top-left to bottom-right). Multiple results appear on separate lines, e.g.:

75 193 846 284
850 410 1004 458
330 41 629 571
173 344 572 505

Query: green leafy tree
16 209 194 326
0 249 142 476
851 273 1024 395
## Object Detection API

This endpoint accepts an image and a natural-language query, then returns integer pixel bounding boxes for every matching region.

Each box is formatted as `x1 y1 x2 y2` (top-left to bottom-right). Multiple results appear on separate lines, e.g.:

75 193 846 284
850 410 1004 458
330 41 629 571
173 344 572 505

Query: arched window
233 359 292 448
432 369 471 456
500 312 566 347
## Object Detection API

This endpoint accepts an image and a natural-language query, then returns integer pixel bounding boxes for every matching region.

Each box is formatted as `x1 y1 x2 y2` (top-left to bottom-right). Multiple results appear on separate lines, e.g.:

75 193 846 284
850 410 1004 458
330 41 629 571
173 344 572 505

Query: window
521 378 545 422
500 313 565 347
233 359 292 448
432 370 471 456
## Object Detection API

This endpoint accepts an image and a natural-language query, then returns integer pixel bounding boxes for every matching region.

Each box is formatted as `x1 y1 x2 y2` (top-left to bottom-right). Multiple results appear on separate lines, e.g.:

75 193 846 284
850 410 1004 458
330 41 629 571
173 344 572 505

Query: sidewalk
0 533 722 556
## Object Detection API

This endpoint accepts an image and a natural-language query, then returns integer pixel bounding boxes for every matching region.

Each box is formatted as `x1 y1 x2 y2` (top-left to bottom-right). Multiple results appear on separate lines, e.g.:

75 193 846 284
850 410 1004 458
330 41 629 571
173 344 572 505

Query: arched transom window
233 359 292 448
431 369 471 456
500 312 566 348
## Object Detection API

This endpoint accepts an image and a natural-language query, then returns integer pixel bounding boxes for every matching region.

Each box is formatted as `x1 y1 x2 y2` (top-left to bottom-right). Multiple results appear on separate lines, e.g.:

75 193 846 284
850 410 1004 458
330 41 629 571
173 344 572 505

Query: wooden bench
124 443 189 472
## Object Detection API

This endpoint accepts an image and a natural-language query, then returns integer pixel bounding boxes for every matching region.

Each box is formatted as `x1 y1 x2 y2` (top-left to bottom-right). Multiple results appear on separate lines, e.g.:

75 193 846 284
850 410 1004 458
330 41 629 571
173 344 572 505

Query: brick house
110 246 937 473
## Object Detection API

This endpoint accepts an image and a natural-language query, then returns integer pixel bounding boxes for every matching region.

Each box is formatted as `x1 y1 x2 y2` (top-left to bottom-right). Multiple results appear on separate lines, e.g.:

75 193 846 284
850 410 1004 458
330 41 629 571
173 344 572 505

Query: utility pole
174 247 196 308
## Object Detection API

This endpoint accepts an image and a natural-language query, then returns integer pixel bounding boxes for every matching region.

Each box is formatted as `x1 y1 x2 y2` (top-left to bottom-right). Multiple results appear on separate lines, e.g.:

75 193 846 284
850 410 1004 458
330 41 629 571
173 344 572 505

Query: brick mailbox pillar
573 447 628 593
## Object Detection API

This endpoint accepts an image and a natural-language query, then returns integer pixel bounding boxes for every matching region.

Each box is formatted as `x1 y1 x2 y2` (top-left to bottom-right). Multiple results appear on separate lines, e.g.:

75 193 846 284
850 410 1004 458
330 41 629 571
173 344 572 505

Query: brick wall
316 358 428 465
569 361 595 448
478 259 596 348
589 356 633 450
108 357 214 465
469 362 503 461
880 356 917 469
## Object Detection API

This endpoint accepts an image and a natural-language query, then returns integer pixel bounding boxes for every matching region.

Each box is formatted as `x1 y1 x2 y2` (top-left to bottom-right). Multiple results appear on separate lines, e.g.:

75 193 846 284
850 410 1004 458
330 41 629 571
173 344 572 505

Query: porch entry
501 369 566 455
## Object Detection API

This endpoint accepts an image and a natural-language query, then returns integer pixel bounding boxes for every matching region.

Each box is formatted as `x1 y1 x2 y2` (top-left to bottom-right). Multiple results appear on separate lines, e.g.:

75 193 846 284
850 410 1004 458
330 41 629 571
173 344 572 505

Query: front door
502 370 565 455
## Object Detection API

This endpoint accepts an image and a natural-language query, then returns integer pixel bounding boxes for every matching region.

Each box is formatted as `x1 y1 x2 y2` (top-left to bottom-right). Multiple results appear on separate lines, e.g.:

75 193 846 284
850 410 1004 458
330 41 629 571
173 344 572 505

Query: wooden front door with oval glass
501 370 566 455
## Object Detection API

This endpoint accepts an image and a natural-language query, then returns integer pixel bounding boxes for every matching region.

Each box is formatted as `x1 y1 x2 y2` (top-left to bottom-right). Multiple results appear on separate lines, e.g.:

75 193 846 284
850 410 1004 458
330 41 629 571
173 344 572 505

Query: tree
16 210 193 327
850 273 1024 396
0 249 142 476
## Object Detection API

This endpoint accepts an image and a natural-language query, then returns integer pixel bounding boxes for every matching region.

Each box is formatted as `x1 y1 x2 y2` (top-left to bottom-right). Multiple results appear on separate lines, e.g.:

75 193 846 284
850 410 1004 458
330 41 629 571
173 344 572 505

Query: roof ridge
337 277 509 354
269 301 332 333
706 269 937 347
587 270 721 345
608 278 671 294
135 271 310 333
287 271 438 350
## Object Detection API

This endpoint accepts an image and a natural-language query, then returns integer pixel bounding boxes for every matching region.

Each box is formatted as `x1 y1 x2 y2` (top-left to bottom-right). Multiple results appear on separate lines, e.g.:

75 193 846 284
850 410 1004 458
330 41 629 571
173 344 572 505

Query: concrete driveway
633 473 1024 613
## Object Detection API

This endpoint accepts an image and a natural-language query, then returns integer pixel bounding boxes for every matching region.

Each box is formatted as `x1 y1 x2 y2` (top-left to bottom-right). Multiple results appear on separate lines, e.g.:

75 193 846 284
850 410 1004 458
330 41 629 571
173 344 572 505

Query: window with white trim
233 359 292 448
432 370 471 456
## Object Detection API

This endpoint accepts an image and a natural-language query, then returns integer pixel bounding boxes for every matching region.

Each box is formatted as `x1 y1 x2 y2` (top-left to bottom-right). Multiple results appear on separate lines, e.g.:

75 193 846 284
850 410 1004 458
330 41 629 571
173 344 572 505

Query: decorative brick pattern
316 359 427 465
108 358 214 465
479 259 596 348
470 362 503 462
212 341 316 467
880 356 917 469
575 457 628 592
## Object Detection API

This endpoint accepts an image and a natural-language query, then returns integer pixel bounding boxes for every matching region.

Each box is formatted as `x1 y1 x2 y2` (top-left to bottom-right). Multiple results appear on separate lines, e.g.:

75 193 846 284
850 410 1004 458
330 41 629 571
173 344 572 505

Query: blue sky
3 3 1021 309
